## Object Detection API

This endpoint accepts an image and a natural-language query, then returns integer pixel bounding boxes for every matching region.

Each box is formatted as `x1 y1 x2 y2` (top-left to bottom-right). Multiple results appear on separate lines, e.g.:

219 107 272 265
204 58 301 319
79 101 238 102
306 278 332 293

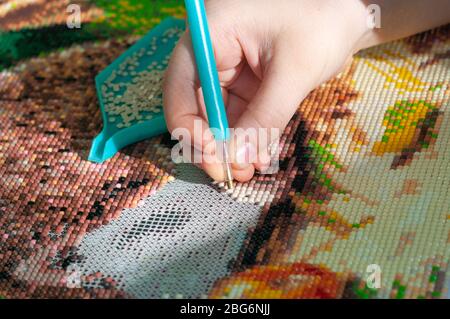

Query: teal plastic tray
89 18 185 163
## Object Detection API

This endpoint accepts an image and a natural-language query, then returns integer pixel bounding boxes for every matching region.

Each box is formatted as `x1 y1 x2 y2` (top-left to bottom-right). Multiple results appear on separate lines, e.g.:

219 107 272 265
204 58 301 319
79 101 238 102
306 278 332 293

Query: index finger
163 33 215 153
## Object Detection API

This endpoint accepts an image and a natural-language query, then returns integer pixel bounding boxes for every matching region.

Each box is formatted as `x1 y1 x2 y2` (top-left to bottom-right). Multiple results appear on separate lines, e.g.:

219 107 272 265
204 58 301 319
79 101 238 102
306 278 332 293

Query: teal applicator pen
184 0 234 189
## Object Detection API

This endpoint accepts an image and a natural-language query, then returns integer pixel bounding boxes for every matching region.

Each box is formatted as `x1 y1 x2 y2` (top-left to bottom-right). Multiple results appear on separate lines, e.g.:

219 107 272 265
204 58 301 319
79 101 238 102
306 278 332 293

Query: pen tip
222 142 234 190
224 162 234 190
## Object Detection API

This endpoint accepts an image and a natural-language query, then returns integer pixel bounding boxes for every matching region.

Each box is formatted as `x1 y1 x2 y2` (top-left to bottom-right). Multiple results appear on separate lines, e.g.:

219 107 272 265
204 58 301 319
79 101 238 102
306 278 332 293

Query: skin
163 0 450 183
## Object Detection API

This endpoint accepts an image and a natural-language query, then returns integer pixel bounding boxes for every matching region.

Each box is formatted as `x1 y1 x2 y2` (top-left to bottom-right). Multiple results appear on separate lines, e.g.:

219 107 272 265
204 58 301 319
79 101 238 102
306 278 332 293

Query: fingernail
197 129 216 155
233 143 256 169
203 139 216 155
257 152 271 171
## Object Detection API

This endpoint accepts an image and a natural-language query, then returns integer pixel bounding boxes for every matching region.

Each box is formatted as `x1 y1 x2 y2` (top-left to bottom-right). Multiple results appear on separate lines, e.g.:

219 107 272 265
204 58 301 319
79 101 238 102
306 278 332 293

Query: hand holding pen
163 0 450 183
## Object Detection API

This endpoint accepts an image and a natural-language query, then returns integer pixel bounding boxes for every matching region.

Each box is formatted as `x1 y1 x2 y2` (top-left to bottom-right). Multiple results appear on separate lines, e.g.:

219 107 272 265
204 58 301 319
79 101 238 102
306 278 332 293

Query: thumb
231 48 314 170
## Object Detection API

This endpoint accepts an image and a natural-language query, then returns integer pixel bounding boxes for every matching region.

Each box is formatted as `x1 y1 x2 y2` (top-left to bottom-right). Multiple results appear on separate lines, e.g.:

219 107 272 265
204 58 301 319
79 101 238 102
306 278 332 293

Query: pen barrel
184 0 229 141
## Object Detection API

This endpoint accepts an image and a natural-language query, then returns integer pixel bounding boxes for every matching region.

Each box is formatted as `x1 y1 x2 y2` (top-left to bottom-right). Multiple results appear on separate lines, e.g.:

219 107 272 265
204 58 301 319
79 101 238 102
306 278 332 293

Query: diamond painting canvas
0 0 449 300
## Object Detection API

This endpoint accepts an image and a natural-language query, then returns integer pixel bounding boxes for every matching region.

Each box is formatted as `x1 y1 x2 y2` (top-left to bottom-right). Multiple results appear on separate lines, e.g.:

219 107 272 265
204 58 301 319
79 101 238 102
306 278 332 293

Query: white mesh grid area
75 164 262 298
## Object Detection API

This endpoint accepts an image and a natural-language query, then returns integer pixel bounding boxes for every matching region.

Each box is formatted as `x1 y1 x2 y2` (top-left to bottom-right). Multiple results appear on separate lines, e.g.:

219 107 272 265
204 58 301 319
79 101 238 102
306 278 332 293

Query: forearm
356 0 450 50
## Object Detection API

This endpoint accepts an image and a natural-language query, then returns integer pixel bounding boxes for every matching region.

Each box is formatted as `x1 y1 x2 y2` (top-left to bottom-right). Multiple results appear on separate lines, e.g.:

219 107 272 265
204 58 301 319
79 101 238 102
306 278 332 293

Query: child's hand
163 0 450 182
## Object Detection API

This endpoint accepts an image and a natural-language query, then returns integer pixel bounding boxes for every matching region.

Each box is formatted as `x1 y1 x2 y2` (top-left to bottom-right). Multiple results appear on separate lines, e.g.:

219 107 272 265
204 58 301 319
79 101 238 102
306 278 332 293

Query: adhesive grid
0 0 450 299
76 164 261 299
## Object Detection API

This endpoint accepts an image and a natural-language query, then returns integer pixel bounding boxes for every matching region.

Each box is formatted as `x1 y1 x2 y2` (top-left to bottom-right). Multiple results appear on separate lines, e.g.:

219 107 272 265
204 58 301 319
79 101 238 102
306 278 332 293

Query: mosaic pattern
0 0 449 299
